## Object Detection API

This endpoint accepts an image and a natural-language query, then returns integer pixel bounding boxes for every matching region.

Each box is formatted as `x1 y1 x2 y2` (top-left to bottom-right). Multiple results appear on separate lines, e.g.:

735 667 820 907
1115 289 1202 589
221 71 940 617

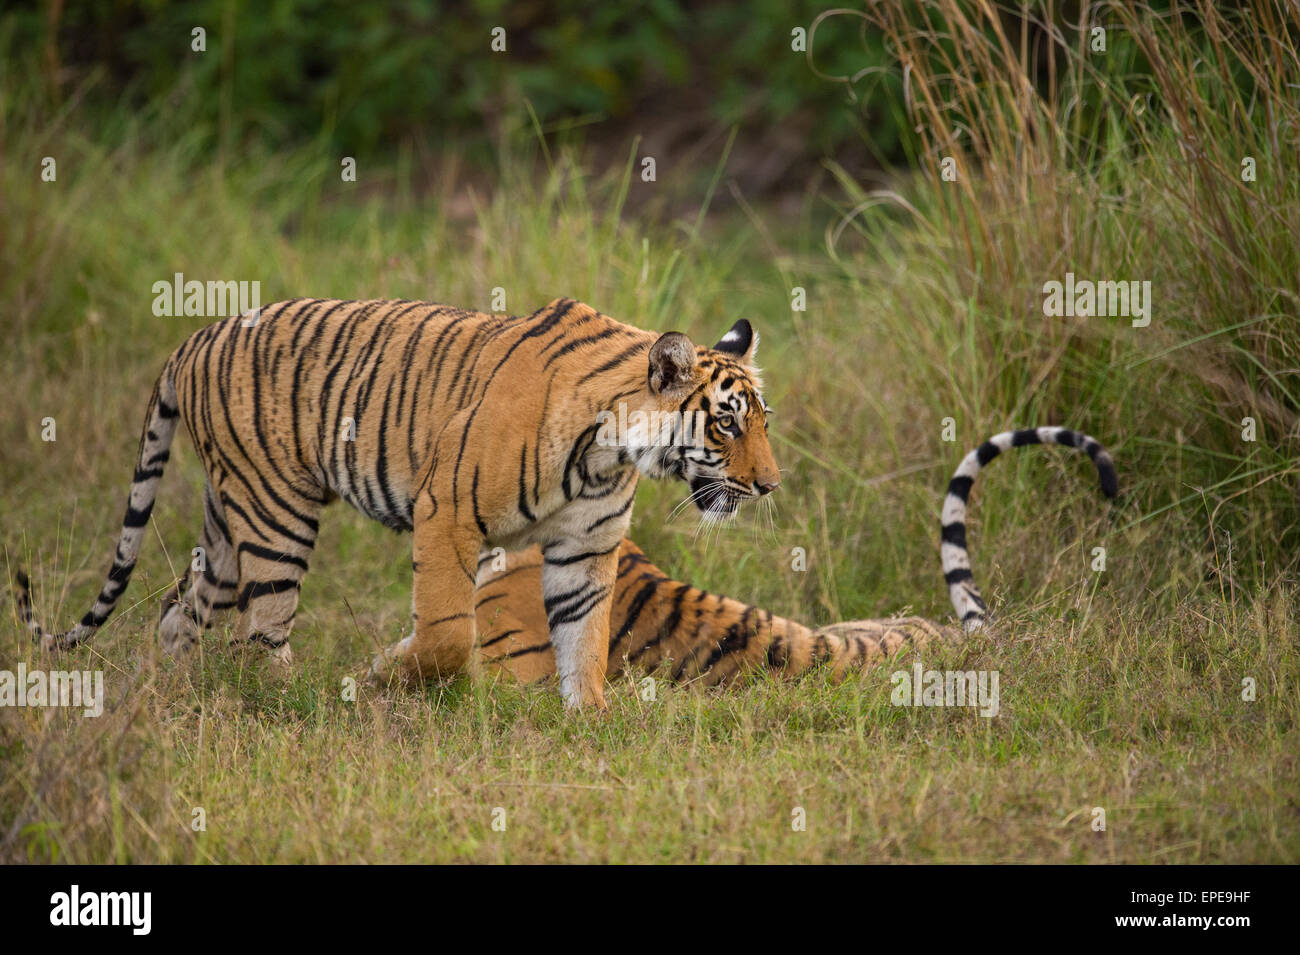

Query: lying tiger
474 426 1118 687
13 293 1117 703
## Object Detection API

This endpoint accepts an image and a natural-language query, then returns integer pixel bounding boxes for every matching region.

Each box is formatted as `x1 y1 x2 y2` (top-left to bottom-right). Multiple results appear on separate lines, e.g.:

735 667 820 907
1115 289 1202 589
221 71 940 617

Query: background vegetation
1 1 1296 862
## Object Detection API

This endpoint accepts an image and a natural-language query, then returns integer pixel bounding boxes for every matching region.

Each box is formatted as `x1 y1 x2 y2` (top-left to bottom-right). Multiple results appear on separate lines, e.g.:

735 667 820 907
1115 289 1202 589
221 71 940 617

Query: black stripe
617 550 650 572
560 425 600 501
541 327 621 370
628 583 690 663
482 299 577 383
420 612 473 628
122 502 154 528
517 445 537 522
205 491 232 543
372 374 405 525
237 541 309 571
201 565 238 589
975 441 1001 466
450 399 484 521
576 340 650 386
694 608 761 678
586 495 634 533
504 642 552 659
609 578 662 653
546 584 612 628
237 578 301 610
1096 457 1119 497
106 561 134 586
946 475 974 502
479 628 524 649
478 563 540 587
471 466 489 536
543 544 619 567
766 635 787 669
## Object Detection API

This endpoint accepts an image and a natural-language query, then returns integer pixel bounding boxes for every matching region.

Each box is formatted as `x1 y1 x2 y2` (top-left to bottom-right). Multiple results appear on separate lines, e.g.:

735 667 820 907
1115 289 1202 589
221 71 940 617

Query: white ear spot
720 330 741 343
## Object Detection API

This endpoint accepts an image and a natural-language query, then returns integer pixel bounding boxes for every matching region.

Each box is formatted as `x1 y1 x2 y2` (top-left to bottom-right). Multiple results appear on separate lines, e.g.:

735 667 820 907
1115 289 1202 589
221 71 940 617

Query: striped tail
940 426 1118 632
14 363 182 650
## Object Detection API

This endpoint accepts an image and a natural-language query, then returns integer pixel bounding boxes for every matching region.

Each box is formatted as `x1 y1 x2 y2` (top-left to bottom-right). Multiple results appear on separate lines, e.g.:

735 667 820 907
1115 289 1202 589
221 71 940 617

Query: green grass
3 591 1296 863
2 2 1298 863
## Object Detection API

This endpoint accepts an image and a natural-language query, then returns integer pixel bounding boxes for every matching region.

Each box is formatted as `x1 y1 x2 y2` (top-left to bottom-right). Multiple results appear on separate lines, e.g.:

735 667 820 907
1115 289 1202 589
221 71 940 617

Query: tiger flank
14 298 778 709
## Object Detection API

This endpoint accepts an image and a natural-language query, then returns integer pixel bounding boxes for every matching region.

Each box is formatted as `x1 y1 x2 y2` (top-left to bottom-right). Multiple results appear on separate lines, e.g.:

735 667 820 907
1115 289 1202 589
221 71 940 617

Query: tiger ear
714 318 757 363
648 331 698 394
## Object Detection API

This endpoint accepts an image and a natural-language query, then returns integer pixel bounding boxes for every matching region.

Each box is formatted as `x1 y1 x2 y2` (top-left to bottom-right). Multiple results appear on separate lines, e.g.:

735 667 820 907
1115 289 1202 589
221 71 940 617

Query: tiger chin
12 297 778 710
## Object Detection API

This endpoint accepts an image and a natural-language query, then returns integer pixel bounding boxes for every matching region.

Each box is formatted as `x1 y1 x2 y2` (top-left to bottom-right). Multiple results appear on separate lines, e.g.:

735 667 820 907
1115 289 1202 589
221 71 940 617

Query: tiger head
642 319 780 517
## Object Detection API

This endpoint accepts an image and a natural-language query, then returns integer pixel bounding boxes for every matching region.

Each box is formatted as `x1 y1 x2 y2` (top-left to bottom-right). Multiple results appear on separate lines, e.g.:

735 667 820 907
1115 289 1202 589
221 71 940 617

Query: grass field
2 2 1298 863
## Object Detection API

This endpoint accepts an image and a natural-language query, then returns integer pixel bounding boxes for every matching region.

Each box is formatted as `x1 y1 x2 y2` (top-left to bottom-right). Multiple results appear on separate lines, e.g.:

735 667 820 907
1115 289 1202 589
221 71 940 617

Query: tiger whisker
693 483 739 548
667 480 721 523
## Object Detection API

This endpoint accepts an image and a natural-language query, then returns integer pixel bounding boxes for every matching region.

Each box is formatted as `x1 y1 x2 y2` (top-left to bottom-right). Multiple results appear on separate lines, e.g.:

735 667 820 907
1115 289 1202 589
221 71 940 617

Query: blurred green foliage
3 0 885 163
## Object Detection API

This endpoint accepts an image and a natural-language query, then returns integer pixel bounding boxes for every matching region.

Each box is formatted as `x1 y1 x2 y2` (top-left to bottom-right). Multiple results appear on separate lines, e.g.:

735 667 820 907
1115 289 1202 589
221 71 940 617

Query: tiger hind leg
223 490 323 673
159 484 239 653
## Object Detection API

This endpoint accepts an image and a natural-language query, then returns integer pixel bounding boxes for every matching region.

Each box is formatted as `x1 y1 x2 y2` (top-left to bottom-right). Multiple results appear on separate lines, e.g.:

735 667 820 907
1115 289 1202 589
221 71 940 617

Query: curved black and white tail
15 362 181 650
941 426 1118 632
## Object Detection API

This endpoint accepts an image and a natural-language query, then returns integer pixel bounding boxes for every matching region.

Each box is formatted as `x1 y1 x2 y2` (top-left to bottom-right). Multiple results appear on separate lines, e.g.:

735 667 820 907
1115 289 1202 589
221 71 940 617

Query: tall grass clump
822 0 1300 598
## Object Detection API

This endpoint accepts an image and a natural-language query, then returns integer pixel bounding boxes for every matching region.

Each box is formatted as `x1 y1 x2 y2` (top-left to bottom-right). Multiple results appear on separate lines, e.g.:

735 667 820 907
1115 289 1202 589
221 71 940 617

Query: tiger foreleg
540 543 620 709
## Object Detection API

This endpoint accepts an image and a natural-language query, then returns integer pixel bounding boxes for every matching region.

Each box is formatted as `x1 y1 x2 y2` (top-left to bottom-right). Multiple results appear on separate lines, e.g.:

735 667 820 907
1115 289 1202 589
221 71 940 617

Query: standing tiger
473 427 1118 686
13 297 779 708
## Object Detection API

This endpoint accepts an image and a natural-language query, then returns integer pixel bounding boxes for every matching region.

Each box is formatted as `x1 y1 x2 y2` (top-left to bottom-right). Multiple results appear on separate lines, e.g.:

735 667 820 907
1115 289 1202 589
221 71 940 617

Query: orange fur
476 539 952 687
16 298 780 709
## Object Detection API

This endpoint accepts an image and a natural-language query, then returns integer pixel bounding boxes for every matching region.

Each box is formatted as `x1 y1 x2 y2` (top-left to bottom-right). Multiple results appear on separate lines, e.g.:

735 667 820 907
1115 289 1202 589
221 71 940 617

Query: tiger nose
756 480 780 496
